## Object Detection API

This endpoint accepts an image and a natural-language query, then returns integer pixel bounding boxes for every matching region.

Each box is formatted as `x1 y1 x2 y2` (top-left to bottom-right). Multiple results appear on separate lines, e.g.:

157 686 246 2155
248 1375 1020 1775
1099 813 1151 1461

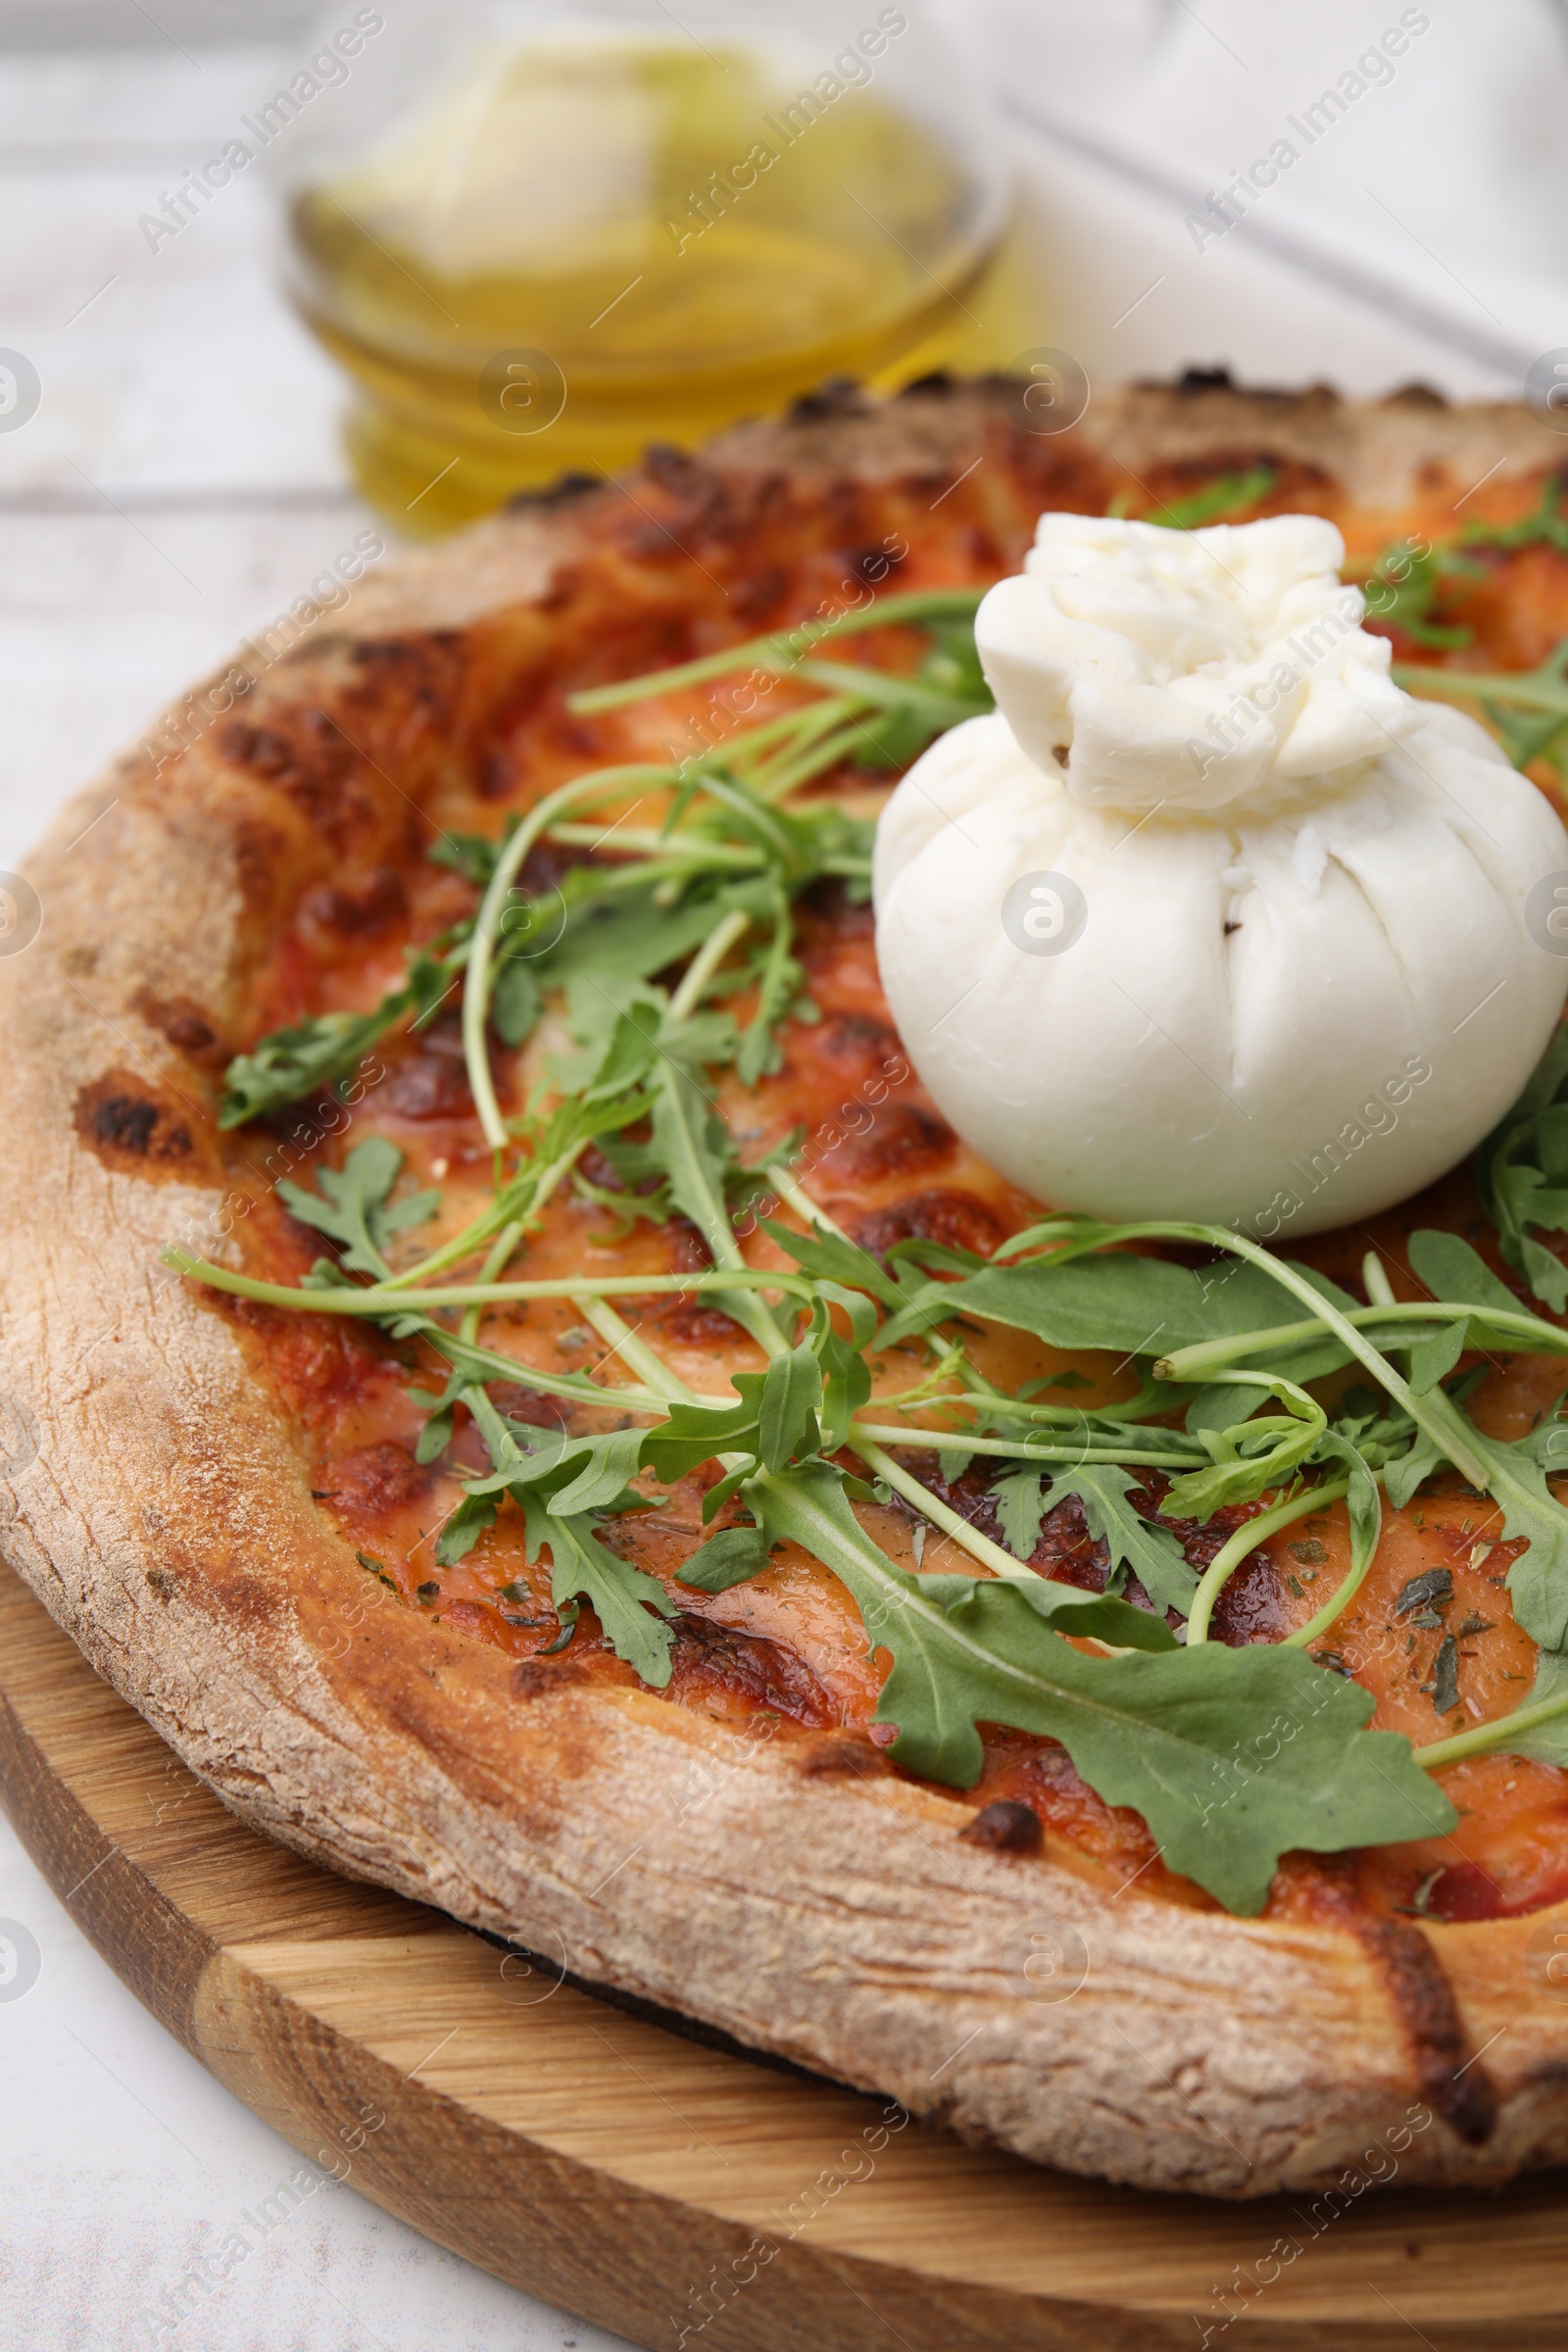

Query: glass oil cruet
275 0 1037 534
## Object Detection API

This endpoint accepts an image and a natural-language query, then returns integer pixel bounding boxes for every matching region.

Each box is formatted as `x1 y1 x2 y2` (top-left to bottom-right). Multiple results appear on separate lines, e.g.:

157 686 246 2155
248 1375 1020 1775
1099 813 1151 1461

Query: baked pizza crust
6 373 1568 2199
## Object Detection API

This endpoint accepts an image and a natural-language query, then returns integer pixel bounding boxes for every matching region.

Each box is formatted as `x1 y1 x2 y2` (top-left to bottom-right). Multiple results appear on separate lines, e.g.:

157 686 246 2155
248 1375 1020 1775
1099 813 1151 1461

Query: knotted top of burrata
978 512 1417 813
872 512 1568 1236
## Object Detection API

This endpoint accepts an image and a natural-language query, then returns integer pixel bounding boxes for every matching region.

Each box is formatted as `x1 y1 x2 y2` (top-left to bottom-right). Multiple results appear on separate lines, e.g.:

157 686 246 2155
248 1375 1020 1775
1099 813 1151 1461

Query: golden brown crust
6 374 1568 2198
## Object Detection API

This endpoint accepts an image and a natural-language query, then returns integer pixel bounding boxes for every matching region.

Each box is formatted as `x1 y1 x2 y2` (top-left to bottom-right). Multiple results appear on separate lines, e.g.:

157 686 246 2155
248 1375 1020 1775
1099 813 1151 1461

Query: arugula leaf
1394 1231 1526 1391
1317 1432 1382 1581
990 1463 1196 1614
1477 1029 1568 1311
771 1221 907 1310
1481 655 1568 778
1456 1423 1568 1650
1502 1646 1568 1767
877 1250 1342 1360
464 1422 649 1517
639 1339 823 1510
1359 535 1474 648
547 874 773 994
1046 1467 1198 1615
277 1137 437 1279
676 1524 774 1592
914 1568 1178 1654
427 814 518 889
745 1461 1453 1913
1461 470 1568 559
808 1286 875 1450
548 986 663 1106
515 1490 677 1686
434 1490 499 1567
992 1470 1047 1565
643 1054 786 1353
641 1389 767 1487
755 1345 823 1471
648 1060 736 1240
413 1392 458 1464
220 931 469 1129
450 1392 677 1680
734 876 806 1085
1151 466 1277 530
491 958 542 1049
1406 1229 1521 1319
1382 1424 1448 1509
1184 1380 1269 1430
1405 1324 1467 1395
220 1002 409 1129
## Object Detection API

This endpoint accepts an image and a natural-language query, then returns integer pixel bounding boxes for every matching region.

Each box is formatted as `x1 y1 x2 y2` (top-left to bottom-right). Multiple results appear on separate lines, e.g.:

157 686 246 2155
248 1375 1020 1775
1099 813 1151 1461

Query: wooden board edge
4 1564 1568 2348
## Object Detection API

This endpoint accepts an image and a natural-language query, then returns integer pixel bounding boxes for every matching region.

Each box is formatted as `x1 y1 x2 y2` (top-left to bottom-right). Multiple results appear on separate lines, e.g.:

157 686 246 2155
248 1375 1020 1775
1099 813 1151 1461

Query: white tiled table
0 20 1523 2351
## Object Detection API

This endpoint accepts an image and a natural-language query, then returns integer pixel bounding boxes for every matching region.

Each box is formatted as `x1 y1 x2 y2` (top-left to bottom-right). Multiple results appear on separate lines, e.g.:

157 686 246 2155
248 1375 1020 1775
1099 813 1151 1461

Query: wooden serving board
2 1557 1565 2352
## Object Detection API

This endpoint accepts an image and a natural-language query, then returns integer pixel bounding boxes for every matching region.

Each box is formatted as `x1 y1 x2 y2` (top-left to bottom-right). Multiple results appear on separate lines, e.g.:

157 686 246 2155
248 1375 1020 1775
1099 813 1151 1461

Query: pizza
9 372 1568 2201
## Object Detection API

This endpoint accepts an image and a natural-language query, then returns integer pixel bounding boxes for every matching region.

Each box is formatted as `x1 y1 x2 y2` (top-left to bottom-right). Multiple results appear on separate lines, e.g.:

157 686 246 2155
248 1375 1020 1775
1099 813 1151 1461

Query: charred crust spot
145 1566 175 1597
848 541 906 587
230 817 289 912
730 565 789 623
300 863 408 940
796 877 875 953
1357 1910 1498 2144
476 746 514 801
348 633 464 686
1141 368 1341 413
666 1216 715 1274
136 993 227 1067
643 443 704 492
220 720 297 779
960 1798 1044 1855
820 1102 956 1183
1175 367 1236 395
667 1612 837 1728
506 470 602 512
850 1187 1004 1264
485 1384 570 1430
1385 381 1450 410
381 1022 475 1120
220 710 376 849
789 376 870 422
998 1739 1159 1882
1312 1868 1497 2144
513 1656 588 1696
656 1298 746 1346
75 1073 197 1172
901 370 957 398
93 1096 161 1154
814 1011 905 1077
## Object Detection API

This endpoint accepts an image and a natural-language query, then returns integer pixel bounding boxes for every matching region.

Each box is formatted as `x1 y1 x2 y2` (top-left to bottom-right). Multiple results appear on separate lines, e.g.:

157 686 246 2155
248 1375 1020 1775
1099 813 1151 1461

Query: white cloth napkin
986 0 1568 384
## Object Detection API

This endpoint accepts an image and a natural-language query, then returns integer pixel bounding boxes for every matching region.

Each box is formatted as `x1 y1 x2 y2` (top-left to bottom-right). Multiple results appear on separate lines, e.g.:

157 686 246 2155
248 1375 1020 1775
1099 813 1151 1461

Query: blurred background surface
4 4 1568 2345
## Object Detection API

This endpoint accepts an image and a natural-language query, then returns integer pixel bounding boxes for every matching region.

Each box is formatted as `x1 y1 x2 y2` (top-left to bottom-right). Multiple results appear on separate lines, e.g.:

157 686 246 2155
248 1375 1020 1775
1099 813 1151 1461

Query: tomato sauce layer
194 413 1568 1926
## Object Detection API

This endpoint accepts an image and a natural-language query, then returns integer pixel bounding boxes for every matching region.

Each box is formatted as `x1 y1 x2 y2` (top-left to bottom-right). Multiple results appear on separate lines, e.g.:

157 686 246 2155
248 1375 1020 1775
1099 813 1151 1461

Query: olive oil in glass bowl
278 1 1032 534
